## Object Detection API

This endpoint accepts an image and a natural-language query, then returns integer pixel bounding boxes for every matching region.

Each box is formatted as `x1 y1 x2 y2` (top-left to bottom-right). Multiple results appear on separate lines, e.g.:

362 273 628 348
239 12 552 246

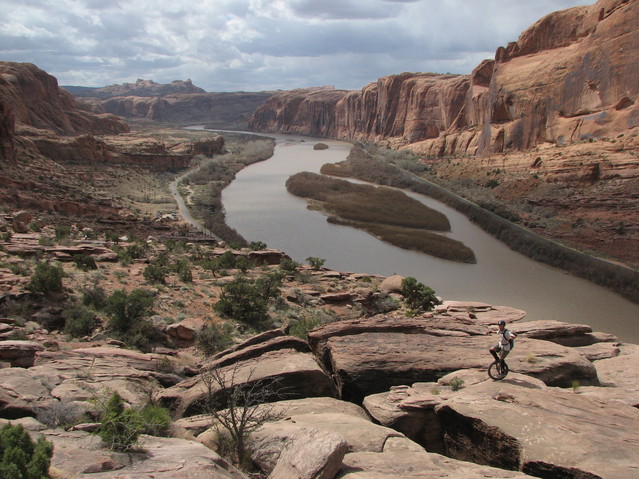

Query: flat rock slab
323 332 598 401
338 451 535 478
580 343 639 407
156 349 335 417
0 347 169 419
436 379 639 478
38 429 248 478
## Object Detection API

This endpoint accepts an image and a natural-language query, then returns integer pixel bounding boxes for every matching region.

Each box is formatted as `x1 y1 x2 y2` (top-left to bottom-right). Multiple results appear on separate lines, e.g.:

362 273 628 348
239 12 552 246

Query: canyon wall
249 0 639 157
79 91 274 129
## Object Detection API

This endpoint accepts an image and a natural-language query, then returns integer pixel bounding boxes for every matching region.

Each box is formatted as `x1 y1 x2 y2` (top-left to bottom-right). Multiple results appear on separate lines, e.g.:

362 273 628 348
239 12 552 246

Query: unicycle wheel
488 360 509 380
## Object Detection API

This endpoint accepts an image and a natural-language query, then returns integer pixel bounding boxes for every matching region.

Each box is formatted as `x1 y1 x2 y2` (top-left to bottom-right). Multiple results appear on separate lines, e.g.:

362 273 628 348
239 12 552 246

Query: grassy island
285 171 476 263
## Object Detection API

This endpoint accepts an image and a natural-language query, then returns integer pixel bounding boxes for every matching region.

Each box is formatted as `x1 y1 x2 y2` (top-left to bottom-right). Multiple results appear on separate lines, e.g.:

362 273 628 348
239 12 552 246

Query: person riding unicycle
490 320 516 368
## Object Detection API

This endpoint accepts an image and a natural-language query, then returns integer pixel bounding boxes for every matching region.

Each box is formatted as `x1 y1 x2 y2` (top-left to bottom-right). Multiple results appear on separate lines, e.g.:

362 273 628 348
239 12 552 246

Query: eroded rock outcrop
249 0 639 156
361 371 639 478
308 314 599 402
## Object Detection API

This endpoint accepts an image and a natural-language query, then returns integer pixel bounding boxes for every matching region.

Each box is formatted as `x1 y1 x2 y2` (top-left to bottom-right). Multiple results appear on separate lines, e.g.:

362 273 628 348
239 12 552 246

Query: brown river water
218 134 639 342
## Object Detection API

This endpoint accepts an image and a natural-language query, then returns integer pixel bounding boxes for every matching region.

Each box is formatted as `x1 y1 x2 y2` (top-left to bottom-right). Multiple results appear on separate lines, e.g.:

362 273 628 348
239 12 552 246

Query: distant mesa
63 78 206 99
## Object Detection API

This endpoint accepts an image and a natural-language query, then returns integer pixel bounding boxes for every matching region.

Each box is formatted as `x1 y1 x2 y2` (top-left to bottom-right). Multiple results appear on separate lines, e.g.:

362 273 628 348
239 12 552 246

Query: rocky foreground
1 270 638 478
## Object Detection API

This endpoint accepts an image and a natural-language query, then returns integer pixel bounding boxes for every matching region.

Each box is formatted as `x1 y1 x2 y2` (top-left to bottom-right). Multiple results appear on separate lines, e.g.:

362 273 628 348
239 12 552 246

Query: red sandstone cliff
249 0 639 157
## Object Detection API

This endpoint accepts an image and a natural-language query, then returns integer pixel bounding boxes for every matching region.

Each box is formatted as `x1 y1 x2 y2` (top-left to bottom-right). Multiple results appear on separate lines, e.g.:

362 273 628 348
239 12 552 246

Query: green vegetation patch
286 171 450 231
286 171 475 263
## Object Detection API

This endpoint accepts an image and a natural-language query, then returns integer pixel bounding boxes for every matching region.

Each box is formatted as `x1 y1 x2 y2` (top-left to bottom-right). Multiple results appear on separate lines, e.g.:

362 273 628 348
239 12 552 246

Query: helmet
497 320 506 326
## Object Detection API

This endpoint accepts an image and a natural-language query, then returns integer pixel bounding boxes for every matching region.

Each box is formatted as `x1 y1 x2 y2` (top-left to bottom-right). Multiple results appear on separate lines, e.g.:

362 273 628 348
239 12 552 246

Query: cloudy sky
1 0 594 92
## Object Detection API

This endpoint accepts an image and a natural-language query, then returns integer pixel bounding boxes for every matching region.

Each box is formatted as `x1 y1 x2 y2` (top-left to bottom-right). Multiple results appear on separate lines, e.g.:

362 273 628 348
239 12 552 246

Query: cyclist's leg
490 345 500 362
499 349 510 365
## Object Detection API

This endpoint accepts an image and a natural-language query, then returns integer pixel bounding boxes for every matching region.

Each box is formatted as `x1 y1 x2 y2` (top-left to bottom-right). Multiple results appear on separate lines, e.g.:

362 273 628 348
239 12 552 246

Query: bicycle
488 359 509 380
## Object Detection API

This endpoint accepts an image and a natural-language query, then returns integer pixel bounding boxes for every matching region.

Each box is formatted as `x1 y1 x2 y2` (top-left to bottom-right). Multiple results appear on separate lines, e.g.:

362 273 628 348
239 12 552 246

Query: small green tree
105 289 155 334
400 277 440 311
279 257 299 274
97 392 145 452
26 261 64 297
72 253 97 271
143 264 168 284
0 423 53 479
63 304 96 338
306 256 325 270
215 275 268 326
175 258 193 283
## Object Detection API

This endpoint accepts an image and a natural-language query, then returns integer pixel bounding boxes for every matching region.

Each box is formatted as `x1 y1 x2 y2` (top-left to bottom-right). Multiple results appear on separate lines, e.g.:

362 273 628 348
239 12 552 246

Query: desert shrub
279 257 299 274
72 253 97 271
216 251 239 269
400 277 440 311
199 257 221 276
0 423 53 479
26 261 64 297
249 241 267 251
81 283 108 310
104 231 120 243
235 256 250 273
306 256 325 270
8 262 30 276
255 271 283 300
96 392 145 452
54 225 71 241
37 400 86 429
37 235 55 246
63 304 96 338
143 264 168 284
196 323 235 356
175 258 193 283
215 275 269 326
449 377 465 391
139 405 172 437
105 289 155 335
289 313 324 339
1 231 11 242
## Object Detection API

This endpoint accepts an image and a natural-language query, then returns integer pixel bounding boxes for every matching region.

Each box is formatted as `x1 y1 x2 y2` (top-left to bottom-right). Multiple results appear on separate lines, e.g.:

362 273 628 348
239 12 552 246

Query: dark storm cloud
0 0 595 91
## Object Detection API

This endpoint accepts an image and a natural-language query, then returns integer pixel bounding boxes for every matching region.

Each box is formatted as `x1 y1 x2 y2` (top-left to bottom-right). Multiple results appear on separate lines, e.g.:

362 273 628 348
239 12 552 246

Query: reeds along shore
285 171 476 264
326 145 639 304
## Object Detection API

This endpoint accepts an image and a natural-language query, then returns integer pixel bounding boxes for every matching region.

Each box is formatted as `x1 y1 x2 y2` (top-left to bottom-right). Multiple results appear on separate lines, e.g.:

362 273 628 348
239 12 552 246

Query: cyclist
489 320 516 367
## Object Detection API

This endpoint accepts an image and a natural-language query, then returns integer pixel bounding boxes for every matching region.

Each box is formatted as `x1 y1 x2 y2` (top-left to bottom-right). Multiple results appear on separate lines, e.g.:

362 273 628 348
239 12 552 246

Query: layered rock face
0 62 129 137
89 91 275 128
249 0 639 157
65 78 206 99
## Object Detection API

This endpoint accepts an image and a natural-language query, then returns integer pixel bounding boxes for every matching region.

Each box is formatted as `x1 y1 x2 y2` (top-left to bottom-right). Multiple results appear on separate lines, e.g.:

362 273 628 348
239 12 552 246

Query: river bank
221 134 639 342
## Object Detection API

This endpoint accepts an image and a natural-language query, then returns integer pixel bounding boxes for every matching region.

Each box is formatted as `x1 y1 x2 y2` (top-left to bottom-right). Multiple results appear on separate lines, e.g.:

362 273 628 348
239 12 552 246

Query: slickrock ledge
362 371 639 478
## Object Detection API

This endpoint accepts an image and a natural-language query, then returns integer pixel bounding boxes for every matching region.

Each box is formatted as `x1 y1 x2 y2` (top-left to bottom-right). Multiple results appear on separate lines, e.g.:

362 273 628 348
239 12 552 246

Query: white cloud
0 0 594 91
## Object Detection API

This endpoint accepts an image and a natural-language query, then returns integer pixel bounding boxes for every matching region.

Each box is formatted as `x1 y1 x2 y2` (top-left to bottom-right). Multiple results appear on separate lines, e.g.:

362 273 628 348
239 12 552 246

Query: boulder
338 451 534 478
362 373 546 453
156 349 335 417
0 340 44 367
166 317 207 341
0 367 57 418
313 321 598 402
435 378 639 478
379 274 404 293
510 320 598 346
267 427 348 479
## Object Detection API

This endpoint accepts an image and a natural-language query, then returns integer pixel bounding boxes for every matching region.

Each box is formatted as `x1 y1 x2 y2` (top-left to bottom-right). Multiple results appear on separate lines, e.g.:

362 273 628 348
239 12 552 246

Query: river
220 134 639 342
